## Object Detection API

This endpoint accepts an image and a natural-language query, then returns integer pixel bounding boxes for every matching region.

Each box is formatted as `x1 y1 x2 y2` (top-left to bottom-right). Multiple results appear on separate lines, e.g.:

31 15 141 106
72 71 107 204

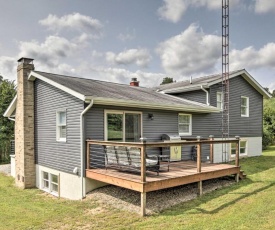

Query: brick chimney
130 77 139 87
15 57 35 188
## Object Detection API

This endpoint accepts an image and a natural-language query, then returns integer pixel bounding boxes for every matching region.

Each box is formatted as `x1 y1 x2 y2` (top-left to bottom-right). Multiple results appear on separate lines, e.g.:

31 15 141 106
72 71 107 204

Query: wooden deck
86 161 240 193
86 138 241 216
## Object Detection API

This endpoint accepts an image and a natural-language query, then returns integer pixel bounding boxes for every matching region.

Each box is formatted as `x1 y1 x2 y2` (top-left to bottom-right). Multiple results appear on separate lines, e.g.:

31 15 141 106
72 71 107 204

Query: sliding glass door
106 111 141 142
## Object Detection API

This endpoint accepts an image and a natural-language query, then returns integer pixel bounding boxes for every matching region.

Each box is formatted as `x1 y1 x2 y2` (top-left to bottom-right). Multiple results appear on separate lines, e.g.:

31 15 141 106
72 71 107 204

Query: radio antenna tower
222 0 230 162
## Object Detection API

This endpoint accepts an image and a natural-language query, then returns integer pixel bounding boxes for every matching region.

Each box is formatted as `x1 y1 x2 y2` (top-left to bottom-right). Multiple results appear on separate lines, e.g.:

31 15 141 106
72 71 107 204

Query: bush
262 127 273 150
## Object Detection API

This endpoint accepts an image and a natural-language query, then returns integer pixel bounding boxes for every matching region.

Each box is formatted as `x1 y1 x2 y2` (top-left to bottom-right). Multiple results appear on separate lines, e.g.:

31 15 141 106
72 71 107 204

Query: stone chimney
15 57 35 188
130 77 139 87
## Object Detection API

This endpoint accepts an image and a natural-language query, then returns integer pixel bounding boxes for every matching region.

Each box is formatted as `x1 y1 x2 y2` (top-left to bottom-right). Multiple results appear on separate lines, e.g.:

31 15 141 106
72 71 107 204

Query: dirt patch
87 177 235 215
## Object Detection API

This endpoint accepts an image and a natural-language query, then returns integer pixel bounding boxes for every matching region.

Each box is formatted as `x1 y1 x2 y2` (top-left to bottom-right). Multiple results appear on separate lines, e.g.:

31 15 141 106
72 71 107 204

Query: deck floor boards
86 161 240 192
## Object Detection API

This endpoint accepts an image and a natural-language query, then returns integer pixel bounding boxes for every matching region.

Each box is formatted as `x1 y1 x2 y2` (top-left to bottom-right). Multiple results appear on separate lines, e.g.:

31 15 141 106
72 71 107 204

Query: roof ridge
34 70 146 88
158 69 245 88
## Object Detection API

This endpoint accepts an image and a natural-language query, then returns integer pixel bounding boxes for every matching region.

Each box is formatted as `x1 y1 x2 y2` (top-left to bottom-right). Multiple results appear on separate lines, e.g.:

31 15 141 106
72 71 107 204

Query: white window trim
104 110 143 142
56 109 67 142
41 171 59 196
178 113 192 136
230 139 248 158
217 92 223 110
241 96 249 117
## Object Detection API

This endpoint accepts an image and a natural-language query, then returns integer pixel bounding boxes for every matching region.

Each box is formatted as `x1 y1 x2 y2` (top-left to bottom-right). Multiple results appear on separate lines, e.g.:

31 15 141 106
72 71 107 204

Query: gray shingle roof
33 71 219 112
156 69 243 91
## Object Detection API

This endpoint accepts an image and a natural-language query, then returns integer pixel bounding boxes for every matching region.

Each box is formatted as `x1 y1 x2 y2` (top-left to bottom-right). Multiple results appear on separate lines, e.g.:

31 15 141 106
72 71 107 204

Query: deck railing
86 136 240 216
86 136 240 183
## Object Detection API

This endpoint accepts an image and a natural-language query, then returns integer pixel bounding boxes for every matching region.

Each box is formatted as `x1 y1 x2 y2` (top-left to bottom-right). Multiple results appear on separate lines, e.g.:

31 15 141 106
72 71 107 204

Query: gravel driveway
0 164 11 175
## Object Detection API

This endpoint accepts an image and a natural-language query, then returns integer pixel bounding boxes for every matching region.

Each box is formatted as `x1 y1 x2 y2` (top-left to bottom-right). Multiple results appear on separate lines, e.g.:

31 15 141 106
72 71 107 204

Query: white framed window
42 171 59 196
178 114 192 136
56 110 66 142
231 140 247 157
104 110 142 142
217 92 223 109
50 174 59 193
241 96 249 117
42 171 49 189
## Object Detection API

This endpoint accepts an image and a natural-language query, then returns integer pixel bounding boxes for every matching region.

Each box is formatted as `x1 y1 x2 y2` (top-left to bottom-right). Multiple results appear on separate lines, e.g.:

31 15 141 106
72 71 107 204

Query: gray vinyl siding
172 76 263 138
34 79 84 174
85 105 208 162
173 90 207 104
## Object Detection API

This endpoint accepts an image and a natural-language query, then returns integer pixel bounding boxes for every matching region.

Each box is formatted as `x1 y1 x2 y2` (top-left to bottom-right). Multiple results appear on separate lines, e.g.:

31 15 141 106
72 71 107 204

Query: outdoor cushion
105 146 117 165
116 146 130 166
145 158 158 166
128 147 158 167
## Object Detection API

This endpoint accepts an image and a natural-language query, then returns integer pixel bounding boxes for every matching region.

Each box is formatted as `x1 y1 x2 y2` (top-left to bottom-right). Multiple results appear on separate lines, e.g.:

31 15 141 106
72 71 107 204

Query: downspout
80 99 94 199
201 85 210 106
8 117 15 122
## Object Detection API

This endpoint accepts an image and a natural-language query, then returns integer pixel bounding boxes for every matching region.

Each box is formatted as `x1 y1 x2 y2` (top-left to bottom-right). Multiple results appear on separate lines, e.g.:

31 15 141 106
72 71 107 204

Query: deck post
140 137 147 183
209 135 214 163
197 136 202 196
141 192 146 216
235 136 240 182
140 138 147 216
86 142 90 170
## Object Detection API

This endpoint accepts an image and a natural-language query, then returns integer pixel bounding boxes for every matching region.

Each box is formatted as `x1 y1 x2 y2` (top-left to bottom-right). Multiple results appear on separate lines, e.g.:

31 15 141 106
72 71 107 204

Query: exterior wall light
148 113 154 120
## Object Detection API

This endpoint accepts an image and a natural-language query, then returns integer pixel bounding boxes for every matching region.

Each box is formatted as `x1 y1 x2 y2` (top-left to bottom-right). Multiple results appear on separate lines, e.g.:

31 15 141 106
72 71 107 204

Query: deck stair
239 170 247 179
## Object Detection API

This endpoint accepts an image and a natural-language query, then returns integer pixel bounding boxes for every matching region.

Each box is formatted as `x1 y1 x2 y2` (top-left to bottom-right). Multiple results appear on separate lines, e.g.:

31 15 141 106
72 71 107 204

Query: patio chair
127 147 160 175
104 146 118 169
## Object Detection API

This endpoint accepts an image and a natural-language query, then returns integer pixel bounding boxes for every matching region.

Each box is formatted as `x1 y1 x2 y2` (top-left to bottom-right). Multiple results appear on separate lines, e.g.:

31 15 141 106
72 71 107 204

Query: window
42 171 59 196
179 114 192 135
217 92 223 109
241 96 249 117
50 174 59 193
231 140 247 157
105 111 142 142
56 110 66 141
42 171 49 189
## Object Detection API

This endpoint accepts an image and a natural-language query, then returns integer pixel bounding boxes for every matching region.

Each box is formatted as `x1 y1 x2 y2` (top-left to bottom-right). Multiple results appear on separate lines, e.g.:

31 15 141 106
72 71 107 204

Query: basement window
231 140 247 157
42 171 59 196
56 110 67 142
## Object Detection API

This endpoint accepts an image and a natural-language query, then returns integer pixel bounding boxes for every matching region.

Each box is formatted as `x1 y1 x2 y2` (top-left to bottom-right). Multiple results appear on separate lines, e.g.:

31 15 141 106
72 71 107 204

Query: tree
160 77 174 85
263 87 275 98
0 77 16 163
263 97 275 149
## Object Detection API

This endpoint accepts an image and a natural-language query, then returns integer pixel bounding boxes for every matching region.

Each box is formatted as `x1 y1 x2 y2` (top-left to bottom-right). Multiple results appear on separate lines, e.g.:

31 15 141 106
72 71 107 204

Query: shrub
263 127 273 150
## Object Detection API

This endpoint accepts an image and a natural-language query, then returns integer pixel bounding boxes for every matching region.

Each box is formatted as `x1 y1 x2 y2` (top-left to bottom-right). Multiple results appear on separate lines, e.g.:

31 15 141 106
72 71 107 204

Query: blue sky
0 0 275 90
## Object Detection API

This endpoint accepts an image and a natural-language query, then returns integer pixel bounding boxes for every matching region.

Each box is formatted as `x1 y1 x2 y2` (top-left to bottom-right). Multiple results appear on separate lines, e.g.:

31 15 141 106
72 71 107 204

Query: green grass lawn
1 146 275 230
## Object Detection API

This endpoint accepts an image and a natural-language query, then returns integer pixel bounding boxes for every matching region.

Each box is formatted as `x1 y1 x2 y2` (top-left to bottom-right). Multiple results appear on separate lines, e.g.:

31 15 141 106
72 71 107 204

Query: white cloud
158 0 188 23
230 43 275 70
269 82 275 92
157 24 220 76
106 48 151 67
117 30 136 41
18 35 78 68
78 65 166 87
39 13 103 38
158 0 241 23
0 56 17 80
254 0 275 13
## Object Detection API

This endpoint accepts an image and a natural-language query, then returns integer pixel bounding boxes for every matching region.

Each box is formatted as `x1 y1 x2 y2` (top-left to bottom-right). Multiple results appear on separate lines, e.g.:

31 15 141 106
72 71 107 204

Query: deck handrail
86 138 239 147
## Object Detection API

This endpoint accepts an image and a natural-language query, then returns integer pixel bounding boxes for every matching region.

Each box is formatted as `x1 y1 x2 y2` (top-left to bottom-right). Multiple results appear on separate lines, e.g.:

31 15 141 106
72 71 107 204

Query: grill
162 134 182 161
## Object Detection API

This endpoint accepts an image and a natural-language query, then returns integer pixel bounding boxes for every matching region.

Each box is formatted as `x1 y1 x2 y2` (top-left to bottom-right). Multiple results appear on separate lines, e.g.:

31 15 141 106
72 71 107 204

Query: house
4 58 270 204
